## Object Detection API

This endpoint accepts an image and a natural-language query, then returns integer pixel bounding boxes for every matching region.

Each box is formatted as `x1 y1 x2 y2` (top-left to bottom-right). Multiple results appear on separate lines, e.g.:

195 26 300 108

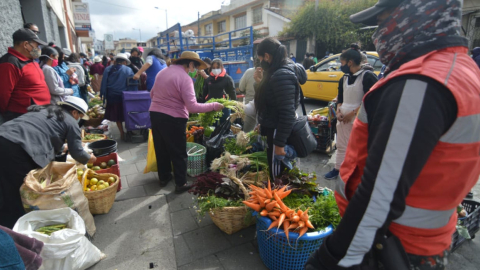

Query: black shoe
466 192 474 199
175 182 193 194
159 175 173 187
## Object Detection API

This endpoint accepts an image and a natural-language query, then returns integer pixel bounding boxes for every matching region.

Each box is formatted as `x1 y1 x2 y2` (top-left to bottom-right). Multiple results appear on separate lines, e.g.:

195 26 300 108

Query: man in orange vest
306 0 480 269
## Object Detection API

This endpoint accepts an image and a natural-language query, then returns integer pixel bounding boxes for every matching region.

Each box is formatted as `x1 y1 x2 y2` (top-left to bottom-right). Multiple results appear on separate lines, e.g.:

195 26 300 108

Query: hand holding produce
88 154 97 164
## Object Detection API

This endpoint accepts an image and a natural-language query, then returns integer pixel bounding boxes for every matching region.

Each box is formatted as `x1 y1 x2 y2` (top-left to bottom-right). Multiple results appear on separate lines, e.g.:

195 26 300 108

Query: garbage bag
205 120 235 166
19 162 96 237
13 208 104 270
144 129 157 173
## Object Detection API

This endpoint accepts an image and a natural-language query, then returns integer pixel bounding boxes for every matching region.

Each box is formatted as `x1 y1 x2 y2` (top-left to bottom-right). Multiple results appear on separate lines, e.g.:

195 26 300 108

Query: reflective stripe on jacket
335 46 480 256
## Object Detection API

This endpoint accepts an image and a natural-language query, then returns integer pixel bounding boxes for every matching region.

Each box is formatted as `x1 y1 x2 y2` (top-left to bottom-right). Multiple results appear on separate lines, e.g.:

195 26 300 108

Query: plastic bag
13 208 104 270
144 129 157 173
205 120 235 166
20 162 96 236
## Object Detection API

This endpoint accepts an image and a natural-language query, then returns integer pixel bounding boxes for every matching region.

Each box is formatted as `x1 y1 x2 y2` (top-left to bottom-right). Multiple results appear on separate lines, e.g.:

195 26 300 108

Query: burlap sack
19 162 96 236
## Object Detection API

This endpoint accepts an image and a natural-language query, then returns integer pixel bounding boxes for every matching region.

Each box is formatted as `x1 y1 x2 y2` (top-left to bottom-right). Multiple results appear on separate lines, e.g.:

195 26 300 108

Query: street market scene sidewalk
88 128 480 270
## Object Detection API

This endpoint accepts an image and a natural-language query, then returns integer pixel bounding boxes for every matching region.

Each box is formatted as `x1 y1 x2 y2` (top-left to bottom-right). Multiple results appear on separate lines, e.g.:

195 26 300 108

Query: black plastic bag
205 119 234 166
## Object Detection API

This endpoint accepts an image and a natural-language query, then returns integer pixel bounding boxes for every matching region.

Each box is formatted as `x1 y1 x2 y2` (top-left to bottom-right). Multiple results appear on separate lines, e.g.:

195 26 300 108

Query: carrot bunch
242 180 314 241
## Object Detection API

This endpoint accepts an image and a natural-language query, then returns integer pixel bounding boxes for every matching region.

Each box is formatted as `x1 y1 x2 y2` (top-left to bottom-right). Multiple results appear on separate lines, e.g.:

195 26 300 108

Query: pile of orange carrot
242 180 314 241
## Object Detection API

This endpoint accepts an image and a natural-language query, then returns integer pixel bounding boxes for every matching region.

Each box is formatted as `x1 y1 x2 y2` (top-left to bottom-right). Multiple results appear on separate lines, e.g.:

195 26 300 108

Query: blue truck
156 23 254 84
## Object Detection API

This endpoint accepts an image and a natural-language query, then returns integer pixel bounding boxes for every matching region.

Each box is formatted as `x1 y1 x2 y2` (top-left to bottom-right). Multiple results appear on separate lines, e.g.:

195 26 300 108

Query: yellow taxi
302 52 382 101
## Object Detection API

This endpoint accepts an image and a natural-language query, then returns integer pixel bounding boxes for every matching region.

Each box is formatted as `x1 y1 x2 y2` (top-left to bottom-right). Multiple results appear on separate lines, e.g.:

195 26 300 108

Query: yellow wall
200 15 231 42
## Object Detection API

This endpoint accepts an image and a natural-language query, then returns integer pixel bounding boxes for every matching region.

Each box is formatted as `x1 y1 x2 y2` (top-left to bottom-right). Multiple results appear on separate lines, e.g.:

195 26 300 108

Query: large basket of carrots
243 181 336 270
209 176 256 235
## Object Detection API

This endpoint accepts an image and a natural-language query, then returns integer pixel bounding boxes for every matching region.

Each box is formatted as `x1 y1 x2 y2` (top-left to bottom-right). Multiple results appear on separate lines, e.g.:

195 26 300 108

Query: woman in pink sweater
149 51 223 193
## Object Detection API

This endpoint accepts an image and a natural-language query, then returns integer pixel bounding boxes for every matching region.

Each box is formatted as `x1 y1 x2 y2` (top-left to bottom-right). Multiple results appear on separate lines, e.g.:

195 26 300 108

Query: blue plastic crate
256 215 333 270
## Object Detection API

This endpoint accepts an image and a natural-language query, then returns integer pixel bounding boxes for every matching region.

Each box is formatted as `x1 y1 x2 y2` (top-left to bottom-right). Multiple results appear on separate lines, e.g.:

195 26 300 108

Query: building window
253 7 263 24
205 24 213 35
235 14 247 30
125 43 131 47
218 21 226 33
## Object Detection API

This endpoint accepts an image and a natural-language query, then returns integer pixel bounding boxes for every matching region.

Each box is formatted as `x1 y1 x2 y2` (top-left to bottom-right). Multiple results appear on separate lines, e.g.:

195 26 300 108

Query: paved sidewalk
88 132 480 270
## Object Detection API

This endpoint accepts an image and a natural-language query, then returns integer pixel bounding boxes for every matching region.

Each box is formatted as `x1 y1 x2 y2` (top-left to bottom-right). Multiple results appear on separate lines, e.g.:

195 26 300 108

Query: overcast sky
84 0 229 42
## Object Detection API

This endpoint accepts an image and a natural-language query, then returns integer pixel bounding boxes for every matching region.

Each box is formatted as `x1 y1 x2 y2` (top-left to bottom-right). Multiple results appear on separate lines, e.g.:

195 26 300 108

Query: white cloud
85 0 226 42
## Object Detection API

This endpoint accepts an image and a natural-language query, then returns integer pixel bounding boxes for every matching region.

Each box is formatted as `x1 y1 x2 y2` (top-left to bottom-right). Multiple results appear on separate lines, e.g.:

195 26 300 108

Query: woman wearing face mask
254 37 307 180
149 51 224 193
66 53 88 103
323 44 378 180
132 48 167 91
40 46 74 104
53 47 80 99
202 59 236 124
0 97 97 228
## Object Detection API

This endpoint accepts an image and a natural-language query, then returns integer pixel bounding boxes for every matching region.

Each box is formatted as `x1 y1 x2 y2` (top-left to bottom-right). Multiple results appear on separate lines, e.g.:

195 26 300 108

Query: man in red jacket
0 28 50 123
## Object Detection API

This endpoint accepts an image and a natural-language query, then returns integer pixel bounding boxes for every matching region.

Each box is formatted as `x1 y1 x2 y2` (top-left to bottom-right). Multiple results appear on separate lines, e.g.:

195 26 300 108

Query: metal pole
140 29 142 42
312 0 318 55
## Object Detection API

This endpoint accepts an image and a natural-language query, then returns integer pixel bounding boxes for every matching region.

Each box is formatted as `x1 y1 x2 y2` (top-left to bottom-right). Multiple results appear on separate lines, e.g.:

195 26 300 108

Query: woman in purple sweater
149 51 223 193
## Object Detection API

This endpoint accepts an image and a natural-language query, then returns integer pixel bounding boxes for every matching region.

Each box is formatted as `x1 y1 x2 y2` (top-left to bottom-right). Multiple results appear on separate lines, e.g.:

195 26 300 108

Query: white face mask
212 69 222 76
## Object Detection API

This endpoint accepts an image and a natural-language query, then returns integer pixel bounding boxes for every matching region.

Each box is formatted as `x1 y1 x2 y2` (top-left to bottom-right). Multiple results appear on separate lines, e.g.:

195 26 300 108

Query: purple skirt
104 102 124 122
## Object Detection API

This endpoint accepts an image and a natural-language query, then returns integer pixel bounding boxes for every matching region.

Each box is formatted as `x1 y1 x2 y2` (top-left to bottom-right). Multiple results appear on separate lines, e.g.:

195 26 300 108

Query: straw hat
172 51 207 70
57 96 89 120
114 53 131 65
93 56 102 63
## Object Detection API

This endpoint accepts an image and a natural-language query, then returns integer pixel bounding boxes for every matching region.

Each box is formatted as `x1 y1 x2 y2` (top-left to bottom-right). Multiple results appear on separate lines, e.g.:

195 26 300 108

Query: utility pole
311 0 319 56
155 7 168 30
133 28 141 42
198 12 201 37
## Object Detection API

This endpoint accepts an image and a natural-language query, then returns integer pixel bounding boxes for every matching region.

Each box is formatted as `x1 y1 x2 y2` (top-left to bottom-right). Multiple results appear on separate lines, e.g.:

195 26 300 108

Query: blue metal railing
156 24 253 53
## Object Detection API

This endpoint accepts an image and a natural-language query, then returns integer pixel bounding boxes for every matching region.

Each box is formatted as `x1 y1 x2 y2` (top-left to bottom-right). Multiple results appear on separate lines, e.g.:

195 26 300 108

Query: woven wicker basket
82 169 119 214
81 130 107 143
241 171 268 187
208 176 256 234
84 116 104 128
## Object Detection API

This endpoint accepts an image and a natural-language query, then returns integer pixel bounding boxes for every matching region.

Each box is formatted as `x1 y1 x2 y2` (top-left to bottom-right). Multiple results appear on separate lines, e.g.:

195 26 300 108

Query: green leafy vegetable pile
195 195 244 217
198 99 242 128
283 192 341 230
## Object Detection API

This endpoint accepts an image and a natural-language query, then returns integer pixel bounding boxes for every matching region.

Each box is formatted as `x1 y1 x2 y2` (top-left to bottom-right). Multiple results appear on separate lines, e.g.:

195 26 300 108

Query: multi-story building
0 0 95 55
0 0 79 54
95 39 104 55
115 38 137 54
143 0 305 52
220 0 297 38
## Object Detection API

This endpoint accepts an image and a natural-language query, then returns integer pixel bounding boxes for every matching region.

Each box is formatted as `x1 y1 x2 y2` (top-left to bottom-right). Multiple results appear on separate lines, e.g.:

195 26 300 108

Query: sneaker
466 191 474 199
175 182 193 194
324 169 339 180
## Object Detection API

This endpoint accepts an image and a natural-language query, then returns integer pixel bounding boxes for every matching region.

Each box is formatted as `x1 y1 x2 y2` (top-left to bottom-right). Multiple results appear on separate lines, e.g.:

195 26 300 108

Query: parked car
302 52 382 101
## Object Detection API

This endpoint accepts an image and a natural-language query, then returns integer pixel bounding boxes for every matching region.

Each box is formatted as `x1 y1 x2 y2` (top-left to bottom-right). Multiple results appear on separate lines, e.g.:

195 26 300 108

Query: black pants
263 127 286 181
0 137 40 228
150 112 188 187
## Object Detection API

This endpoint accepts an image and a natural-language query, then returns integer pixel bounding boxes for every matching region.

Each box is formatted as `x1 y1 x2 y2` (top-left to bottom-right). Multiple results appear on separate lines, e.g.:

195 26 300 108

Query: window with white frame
253 7 263 24
205 24 213 35
218 21 226 33
235 14 247 30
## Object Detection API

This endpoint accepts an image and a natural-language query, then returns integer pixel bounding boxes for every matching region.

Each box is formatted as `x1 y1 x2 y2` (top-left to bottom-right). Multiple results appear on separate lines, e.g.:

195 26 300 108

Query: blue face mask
340 64 351 74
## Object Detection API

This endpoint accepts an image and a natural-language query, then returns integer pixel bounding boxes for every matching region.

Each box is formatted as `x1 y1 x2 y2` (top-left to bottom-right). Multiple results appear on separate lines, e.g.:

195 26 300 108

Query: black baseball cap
350 0 405 26
12 28 47 46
